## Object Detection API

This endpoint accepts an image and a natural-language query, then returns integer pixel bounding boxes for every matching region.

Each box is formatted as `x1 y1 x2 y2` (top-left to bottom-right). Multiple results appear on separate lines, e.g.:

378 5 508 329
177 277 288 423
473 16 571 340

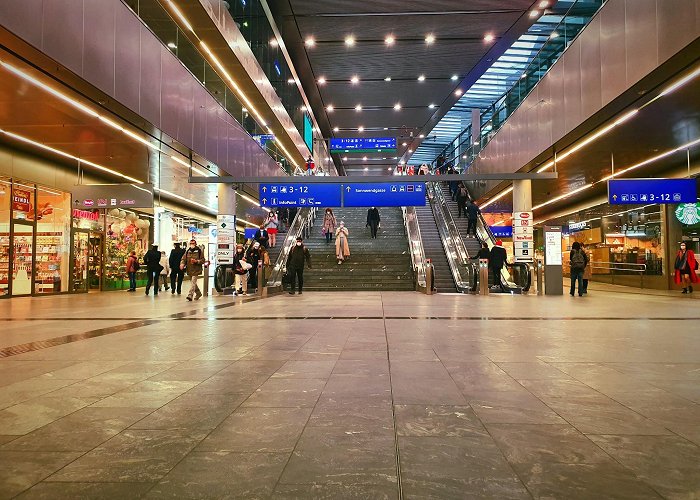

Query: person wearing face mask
286 237 311 295
366 207 380 239
181 239 205 301
264 211 279 248
674 241 698 294
335 221 350 265
322 208 337 244
245 241 263 291
253 225 270 249
232 243 251 296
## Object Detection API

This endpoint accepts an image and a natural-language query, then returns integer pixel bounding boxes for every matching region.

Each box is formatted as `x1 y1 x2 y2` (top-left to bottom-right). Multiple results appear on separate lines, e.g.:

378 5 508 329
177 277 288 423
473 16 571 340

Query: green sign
675 203 700 225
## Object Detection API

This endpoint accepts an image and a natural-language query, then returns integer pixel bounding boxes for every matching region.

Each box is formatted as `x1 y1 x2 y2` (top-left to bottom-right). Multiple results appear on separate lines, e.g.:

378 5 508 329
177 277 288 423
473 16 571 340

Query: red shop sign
12 189 31 212
72 208 100 221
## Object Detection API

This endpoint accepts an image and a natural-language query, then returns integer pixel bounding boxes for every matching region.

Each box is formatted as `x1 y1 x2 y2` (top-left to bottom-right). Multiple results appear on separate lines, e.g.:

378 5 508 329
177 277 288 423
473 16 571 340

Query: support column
471 109 481 147
512 179 533 264
216 184 237 269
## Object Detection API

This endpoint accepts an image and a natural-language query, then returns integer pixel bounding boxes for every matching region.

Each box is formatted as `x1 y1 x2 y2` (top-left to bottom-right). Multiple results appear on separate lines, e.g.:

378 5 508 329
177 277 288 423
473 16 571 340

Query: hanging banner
512 211 533 263
216 214 236 265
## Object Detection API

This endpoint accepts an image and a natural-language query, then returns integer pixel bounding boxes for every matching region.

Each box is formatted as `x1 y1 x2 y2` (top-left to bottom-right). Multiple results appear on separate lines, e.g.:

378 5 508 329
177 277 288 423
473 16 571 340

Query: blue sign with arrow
608 178 697 205
259 183 342 207
343 183 426 207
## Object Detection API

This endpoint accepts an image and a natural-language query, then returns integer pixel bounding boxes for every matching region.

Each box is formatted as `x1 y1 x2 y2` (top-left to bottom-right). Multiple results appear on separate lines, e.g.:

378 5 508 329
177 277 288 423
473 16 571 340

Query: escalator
414 201 457 293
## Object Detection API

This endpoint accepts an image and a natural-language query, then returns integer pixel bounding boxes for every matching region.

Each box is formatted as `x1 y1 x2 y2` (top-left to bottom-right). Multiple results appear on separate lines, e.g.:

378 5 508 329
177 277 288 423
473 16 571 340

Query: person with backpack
465 200 480 237
569 241 588 297
456 183 469 218
126 250 139 292
674 241 698 294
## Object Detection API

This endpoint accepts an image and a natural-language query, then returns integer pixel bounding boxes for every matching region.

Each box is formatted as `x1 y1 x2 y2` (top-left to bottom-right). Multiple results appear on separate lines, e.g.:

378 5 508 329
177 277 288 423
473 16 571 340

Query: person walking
126 250 139 292
286 236 311 295
232 243 251 296
253 225 270 249
144 244 163 296
674 241 698 294
581 242 592 295
466 200 480 237
489 240 508 292
322 208 337 244
456 183 468 218
158 251 170 292
181 239 205 301
335 221 350 265
169 242 185 295
366 207 380 239
569 241 588 297
264 211 279 248
246 241 263 291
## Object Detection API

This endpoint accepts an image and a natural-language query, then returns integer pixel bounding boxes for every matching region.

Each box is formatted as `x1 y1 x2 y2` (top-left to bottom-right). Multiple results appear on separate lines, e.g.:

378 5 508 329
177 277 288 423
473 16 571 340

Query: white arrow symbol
262 186 268 192
262 198 267 204
346 186 351 192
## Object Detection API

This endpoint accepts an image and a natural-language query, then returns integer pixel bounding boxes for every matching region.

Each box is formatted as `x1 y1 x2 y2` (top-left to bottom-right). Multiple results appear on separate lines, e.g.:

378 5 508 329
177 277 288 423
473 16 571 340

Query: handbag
321 227 327 235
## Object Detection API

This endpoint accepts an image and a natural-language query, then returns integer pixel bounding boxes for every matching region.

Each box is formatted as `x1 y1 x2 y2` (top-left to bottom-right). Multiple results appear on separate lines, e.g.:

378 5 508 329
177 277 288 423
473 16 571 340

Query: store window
0 178 10 296
34 187 71 294
104 208 150 290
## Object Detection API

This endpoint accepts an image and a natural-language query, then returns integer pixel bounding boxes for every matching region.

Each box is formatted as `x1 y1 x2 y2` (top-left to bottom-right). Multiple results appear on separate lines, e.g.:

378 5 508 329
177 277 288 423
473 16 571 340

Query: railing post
425 259 434 295
536 258 544 296
479 259 489 295
257 260 265 296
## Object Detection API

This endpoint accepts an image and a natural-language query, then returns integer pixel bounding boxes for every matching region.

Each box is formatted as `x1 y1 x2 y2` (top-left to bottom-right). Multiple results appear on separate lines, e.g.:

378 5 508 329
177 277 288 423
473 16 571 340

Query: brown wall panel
114 7 141 113
563 44 583 133
83 0 116 97
42 0 84 76
657 0 697 62
139 34 163 129
600 0 627 105
624 0 658 87
0 0 42 47
579 15 602 119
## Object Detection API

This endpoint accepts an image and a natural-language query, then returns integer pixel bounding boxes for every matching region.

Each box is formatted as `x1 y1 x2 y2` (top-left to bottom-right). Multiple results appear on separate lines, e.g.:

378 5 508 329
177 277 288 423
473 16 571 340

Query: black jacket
144 248 163 272
367 208 380 225
489 246 507 269
287 245 311 270
246 247 261 265
471 247 490 260
466 203 481 220
169 247 185 270
254 229 269 248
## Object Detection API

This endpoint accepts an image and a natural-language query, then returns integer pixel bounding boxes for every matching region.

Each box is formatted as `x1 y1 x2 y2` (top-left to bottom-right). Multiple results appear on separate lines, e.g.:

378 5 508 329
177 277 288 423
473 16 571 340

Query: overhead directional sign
329 137 397 153
343 183 426 207
259 183 342 207
608 178 697 205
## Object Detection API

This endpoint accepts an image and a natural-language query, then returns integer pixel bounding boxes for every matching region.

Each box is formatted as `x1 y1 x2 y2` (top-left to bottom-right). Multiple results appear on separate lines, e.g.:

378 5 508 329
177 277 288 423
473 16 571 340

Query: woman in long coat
335 221 350 265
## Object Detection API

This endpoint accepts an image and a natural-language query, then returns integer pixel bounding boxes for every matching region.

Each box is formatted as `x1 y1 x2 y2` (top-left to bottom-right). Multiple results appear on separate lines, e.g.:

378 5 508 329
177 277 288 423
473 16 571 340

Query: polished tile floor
0 289 698 499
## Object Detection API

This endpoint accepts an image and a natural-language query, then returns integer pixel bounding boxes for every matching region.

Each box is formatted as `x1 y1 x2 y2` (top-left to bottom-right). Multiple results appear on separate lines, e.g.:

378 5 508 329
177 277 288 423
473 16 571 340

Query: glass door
88 233 103 290
72 231 89 292
11 223 34 296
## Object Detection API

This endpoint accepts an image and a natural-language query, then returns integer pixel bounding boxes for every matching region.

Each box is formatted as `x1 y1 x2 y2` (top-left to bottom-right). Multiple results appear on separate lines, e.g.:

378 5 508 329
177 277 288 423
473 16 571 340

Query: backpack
570 249 585 271
132 258 140 271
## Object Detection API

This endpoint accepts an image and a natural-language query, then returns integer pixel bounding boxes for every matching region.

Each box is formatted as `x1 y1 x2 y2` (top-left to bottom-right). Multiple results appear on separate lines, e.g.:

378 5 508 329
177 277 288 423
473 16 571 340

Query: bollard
257 260 265 296
425 259 434 295
536 258 544 296
479 258 489 295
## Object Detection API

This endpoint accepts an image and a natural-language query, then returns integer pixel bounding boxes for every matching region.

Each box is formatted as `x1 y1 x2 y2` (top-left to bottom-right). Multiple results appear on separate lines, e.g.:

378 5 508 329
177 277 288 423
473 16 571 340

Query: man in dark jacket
181 239 205 301
466 200 481 237
489 240 508 292
286 237 311 295
246 242 262 290
456 183 468 218
254 226 270 248
168 243 186 295
143 244 163 296
366 207 380 239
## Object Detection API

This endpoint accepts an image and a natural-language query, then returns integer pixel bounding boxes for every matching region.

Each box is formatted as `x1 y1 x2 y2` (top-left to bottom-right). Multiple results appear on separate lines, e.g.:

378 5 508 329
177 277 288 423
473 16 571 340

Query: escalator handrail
266 207 317 287
402 205 428 290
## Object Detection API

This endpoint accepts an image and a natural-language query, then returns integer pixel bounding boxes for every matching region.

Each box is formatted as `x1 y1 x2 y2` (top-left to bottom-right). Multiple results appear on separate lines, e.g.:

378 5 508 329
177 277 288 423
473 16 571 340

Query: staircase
301 207 414 291
438 183 482 258
414 199 457 293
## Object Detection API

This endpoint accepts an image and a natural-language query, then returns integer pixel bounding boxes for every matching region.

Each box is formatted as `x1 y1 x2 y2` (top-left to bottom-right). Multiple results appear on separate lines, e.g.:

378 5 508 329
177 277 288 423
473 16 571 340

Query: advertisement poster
545 229 562 265
512 211 533 263
12 189 31 213
216 215 236 265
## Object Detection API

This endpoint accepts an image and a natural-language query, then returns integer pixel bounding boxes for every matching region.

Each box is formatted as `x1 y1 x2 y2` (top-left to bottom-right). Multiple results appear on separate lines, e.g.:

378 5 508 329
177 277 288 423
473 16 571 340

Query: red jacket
674 249 699 284
126 255 138 273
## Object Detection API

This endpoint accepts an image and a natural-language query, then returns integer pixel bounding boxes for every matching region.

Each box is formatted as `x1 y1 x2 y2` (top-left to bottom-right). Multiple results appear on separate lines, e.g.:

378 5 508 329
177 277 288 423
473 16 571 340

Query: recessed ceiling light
167 42 177 49
428 103 436 109
539 1 549 8
383 127 389 130
318 77 326 84
358 126 364 132
351 75 359 84
270 39 279 47
419 134 425 138
425 34 435 44
305 37 315 47
363 157 368 161
364 167 369 171
529 10 540 18
355 104 362 111
455 89 463 96
417 75 426 82
550 32 559 39
384 76 391 82
402 142 407 146
520 73 527 79
326 105 334 112
388 167 392 171
451 75 459 81
483 33 494 42
462 155 467 159
342 156 348 160
333 127 340 132
301 105 307 111
408 149 413 153
287 78 295 84
393 103 402 110
345 36 355 46
385 35 395 45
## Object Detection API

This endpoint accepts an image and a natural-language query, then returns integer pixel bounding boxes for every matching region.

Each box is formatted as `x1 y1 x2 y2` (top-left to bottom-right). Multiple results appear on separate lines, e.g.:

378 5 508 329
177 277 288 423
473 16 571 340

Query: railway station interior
0 0 699 498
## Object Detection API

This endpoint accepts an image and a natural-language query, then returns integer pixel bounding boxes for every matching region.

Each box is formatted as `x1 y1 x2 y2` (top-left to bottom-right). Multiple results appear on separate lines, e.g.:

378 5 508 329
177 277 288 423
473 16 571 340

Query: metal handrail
402 205 428 291
565 260 648 273
267 207 317 287
426 182 475 292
